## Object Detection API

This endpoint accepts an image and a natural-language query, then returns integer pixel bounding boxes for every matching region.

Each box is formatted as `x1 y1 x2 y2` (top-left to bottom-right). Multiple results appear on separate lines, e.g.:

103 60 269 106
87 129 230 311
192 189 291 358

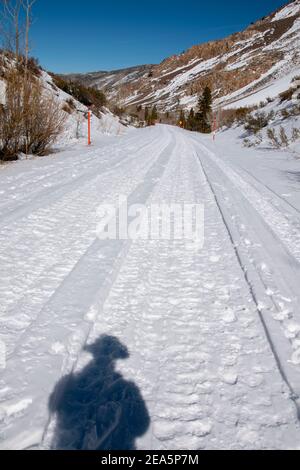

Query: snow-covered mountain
65 0 300 112
64 64 153 97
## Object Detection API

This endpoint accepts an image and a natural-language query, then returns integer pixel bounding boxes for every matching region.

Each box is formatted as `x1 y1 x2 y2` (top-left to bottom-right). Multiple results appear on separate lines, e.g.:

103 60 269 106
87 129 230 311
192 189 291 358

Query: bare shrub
281 108 290 119
267 128 281 148
292 127 300 142
279 126 289 147
280 104 299 119
221 107 252 128
62 97 75 114
0 69 23 160
243 138 255 148
244 111 274 135
66 97 75 109
17 55 41 76
0 69 66 160
243 134 262 147
113 105 126 117
267 127 293 148
62 103 72 114
289 104 300 117
22 78 66 155
279 88 294 103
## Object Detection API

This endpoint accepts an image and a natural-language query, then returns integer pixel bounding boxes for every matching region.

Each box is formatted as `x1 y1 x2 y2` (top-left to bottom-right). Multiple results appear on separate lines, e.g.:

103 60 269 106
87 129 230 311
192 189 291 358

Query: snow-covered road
0 125 300 450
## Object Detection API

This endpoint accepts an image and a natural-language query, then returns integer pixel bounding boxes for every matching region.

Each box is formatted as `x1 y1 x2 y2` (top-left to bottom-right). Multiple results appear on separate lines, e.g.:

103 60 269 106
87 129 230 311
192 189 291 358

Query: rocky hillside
64 65 153 97
64 0 300 112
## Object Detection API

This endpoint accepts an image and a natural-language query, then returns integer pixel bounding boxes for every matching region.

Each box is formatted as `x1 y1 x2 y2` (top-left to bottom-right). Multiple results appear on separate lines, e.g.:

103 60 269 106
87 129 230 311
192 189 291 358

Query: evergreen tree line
178 86 213 133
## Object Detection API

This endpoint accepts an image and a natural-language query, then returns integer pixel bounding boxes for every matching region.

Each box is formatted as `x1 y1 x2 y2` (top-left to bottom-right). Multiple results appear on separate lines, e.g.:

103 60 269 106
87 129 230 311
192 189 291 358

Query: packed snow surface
0 125 300 450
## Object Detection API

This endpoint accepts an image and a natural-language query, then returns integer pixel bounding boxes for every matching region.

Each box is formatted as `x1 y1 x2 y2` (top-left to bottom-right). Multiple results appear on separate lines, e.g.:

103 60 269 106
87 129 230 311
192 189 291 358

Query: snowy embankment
0 67 127 159
38 71 127 148
217 67 300 155
0 125 300 450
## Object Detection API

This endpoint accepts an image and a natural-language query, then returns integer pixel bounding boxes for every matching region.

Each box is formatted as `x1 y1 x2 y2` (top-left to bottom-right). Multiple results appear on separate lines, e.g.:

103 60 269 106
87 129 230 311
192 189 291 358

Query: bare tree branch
0 1 23 62
21 0 36 71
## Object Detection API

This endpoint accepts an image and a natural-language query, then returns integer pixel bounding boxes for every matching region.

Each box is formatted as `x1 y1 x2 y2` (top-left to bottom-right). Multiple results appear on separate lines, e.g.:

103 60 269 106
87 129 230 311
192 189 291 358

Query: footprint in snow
210 255 221 263
50 342 66 355
237 428 259 446
219 370 238 385
290 349 300 365
222 308 237 324
0 398 33 420
243 373 264 388
203 282 215 290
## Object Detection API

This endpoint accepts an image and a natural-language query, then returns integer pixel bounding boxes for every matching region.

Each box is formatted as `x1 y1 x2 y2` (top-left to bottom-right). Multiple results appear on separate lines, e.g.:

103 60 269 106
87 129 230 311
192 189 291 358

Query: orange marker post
88 110 91 146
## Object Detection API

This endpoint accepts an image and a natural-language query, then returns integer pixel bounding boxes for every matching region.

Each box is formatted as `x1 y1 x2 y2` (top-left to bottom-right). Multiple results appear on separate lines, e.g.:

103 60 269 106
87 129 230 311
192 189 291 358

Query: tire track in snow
55 129 300 450
233 165 300 217
0 131 168 350
1 127 300 450
194 140 300 263
53 131 213 450
0 132 158 229
0 128 175 450
0 130 146 207
192 138 300 421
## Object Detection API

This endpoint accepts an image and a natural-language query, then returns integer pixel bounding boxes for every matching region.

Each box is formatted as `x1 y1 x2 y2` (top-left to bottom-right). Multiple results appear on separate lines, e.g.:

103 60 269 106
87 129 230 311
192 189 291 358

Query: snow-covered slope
0 79 5 105
40 71 127 146
0 55 127 154
272 0 300 21
67 1 300 112
221 71 300 109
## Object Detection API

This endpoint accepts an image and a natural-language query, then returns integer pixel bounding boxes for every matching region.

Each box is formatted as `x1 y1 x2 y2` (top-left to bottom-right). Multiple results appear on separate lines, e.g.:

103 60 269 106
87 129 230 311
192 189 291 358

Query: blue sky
31 0 288 73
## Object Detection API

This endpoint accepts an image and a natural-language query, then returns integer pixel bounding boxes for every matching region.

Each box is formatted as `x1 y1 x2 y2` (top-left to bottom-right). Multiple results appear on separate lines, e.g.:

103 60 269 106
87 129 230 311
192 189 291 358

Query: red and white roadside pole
212 112 217 141
88 109 92 146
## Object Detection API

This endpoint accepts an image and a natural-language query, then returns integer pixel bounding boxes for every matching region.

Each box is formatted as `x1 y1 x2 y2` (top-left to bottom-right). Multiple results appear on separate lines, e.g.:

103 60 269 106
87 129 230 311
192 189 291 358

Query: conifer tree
187 108 195 131
150 105 158 124
196 86 212 133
